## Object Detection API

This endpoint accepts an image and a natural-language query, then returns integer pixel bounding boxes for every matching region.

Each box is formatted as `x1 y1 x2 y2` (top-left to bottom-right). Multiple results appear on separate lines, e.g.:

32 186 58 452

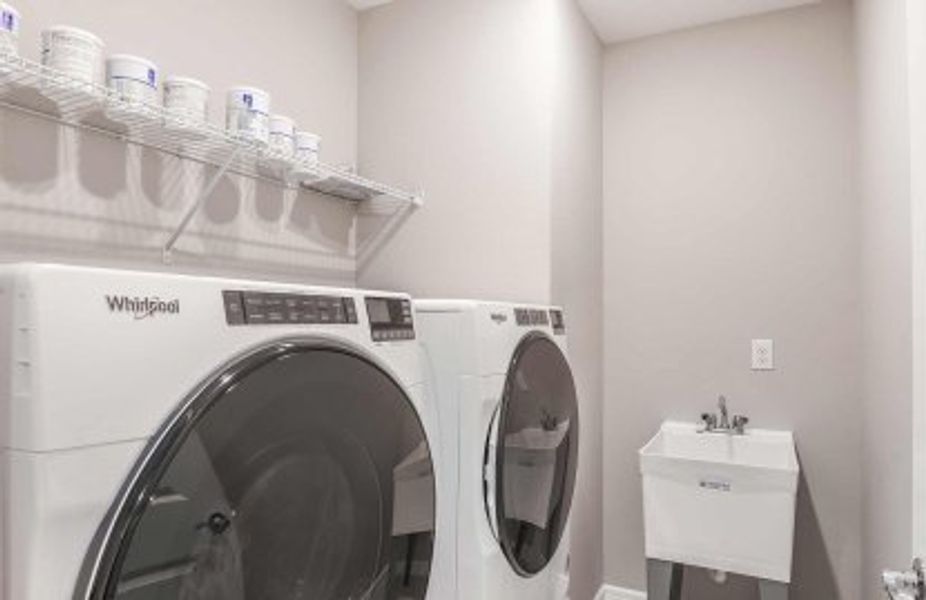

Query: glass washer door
80 342 435 600
486 333 579 577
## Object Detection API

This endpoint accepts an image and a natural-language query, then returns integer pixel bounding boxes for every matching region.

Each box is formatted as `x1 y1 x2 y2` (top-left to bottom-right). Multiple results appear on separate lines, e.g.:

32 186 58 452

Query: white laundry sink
639 421 799 583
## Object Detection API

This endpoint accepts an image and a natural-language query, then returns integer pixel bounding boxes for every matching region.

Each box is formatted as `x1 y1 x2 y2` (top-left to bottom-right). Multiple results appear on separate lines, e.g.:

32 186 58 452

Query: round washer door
487 333 579 577
79 342 435 600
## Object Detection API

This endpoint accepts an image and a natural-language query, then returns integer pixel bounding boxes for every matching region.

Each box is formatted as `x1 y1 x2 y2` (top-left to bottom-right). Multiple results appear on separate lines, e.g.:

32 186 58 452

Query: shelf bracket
355 194 423 270
162 145 244 264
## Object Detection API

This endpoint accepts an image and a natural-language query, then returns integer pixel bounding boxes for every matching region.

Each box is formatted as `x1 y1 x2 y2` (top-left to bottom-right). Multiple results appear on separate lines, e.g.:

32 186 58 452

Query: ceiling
577 0 820 44
346 0 393 10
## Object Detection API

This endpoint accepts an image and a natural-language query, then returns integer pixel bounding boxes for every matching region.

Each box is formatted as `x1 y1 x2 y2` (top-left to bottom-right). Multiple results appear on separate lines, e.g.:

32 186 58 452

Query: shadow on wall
354 197 419 277
0 109 357 284
679 471 839 599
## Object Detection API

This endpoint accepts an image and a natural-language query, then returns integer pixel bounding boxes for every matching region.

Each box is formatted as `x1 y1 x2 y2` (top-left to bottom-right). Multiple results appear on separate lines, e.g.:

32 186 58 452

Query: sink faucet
700 395 749 435
718 395 730 430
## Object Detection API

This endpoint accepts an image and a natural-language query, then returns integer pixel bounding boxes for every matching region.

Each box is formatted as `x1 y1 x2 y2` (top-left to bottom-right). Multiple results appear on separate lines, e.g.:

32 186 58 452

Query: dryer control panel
222 290 358 326
365 296 415 341
514 307 550 327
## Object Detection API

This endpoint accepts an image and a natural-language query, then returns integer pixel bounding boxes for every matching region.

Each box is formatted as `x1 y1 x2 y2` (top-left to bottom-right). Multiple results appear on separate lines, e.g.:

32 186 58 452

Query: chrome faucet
718 395 730 430
700 395 749 435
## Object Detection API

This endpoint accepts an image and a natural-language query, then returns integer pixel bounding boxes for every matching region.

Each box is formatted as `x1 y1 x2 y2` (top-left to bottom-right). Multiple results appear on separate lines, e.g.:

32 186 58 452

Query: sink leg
758 579 789 600
647 559 684 600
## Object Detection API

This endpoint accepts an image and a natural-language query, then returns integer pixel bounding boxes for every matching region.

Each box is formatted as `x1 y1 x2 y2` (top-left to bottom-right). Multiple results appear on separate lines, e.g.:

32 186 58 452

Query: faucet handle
732 415 749 434
700 412 717 432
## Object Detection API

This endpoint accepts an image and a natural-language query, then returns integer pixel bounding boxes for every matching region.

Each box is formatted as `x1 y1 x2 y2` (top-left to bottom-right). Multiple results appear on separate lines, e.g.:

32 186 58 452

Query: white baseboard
594 584 646 600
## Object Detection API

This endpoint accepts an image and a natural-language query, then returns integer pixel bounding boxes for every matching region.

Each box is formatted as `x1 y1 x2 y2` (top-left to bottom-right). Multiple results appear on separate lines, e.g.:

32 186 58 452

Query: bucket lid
270 114 295 129
107 54 158 70
165 75 210 91
43 25 104 47
296 130 321 142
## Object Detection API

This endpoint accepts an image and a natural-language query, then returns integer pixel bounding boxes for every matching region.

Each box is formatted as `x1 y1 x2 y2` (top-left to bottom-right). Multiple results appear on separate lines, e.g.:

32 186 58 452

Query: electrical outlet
752 339 774 370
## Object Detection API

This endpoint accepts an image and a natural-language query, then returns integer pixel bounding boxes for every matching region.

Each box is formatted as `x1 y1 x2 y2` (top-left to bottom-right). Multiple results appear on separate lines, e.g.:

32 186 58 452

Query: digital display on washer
367 298 392 324
222 290 358 326
365 296 415 341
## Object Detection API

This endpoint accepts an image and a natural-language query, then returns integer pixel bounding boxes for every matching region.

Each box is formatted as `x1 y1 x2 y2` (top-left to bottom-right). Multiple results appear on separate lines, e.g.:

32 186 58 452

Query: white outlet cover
752 339 775 370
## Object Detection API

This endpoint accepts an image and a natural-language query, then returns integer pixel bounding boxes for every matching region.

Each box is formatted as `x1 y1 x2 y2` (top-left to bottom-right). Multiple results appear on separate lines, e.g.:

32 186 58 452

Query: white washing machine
415 300 578 600
0 263 455 600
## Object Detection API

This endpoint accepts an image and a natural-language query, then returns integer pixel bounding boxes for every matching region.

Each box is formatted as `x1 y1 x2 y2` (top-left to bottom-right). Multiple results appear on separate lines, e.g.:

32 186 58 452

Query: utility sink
639 421 800 583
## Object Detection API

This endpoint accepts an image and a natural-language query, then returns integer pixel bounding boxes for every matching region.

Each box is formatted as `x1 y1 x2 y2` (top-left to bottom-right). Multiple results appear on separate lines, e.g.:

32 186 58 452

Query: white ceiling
346 0 393 11
577 0 820 44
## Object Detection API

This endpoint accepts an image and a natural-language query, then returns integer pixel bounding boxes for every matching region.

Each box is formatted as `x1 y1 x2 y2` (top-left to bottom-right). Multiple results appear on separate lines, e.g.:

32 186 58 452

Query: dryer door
486 333 579 577
78 342 435 600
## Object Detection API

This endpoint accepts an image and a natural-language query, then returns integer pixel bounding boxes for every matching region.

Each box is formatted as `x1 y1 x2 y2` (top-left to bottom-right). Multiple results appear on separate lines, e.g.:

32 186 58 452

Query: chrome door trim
489 330 577 579
483 403 501 541
73 336 428 600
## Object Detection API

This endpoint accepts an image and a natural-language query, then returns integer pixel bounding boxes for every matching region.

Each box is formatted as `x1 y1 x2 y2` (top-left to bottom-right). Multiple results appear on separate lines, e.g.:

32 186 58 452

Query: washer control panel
514 307 550 327
365 296 415 341
550 309 566 335
223 290 358 326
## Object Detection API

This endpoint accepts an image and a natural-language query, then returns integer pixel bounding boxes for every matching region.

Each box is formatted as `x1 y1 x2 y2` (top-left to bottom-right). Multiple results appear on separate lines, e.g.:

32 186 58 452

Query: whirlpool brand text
106 295 180 320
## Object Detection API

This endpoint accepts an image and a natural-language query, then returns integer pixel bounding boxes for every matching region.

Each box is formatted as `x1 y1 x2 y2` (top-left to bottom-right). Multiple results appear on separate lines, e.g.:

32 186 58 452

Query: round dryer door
78 342 435 600
486 333 579 577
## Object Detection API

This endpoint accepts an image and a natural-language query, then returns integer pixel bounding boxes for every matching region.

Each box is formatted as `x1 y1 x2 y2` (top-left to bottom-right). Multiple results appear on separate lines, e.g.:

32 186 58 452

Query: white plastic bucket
295 130 321 166
106 54 159 105
268 114 295 158
41 25 104 84
226 85 270 145
0 3 21 56
164 76 210 126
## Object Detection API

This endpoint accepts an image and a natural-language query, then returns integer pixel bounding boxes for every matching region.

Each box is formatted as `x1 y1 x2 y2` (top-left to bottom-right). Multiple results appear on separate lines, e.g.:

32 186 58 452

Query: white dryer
0 264 454 600
415 300 578 600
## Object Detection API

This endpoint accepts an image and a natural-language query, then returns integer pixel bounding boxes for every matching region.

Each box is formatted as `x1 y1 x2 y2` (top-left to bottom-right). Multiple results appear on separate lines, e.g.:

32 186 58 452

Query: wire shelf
0 51 422 206
0 51 423 262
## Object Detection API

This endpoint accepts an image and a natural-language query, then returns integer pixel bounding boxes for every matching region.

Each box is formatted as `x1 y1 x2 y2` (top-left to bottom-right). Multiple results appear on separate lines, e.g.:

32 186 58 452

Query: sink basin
639 421 799 583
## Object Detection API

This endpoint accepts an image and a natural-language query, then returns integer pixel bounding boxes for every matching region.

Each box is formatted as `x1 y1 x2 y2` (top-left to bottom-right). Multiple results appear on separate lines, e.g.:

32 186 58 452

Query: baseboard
594 584 646 600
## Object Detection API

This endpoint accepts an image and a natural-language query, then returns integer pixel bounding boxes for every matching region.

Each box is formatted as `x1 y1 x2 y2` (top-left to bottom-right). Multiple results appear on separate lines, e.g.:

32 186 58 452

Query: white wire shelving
0 52 423 262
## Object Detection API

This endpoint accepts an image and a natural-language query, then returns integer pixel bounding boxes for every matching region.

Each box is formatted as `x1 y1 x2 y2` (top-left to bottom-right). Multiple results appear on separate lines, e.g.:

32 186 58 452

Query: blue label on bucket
243 93 253 109
2 11 15 32
147 68 156 86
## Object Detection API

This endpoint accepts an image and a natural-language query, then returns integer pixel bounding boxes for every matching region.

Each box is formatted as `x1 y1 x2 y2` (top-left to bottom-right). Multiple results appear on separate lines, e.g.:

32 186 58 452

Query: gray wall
1 0 360 285
601 2 861 598
357 1 604 597
911 0 926 572
549 1 604 599
856 0 914 596
356 0 554 302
